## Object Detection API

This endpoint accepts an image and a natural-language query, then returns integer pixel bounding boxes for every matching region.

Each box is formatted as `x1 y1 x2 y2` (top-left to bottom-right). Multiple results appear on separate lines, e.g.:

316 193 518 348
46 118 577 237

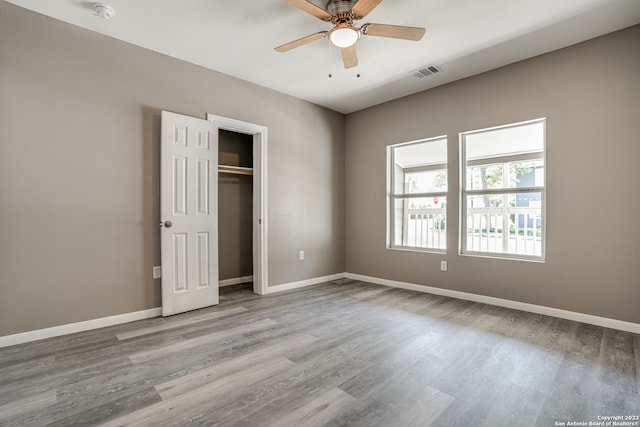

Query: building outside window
388 136 447 252
460 119 546 260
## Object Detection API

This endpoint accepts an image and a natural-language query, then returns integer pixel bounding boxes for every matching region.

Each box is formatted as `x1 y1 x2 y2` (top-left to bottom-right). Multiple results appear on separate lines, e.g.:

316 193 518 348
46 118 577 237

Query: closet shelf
218 165 253 176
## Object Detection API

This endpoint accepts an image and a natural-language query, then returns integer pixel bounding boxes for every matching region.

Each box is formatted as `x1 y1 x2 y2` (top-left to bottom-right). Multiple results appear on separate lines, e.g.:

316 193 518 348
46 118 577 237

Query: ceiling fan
275 0 426 69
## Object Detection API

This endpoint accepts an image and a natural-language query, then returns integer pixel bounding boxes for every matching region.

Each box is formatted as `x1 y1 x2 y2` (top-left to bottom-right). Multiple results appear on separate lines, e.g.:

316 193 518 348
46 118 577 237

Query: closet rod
218 165 253 176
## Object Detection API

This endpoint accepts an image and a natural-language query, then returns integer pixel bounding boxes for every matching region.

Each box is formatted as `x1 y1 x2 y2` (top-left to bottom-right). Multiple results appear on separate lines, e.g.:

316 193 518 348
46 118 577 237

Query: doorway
207 114 268 296
218 129 253 294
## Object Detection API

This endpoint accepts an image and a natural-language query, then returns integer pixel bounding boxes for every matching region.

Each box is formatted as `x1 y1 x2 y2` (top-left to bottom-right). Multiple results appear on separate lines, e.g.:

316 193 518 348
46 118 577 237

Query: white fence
404 206 542 256
466 207 542 256
405 208 446 249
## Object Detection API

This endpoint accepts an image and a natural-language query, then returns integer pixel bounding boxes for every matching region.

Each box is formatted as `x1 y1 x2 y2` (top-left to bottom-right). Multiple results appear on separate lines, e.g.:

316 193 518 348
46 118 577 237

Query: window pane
465 192 542 257
466 160 544 190
465 121 544 160
461 119 545 260
393 138 447 169
393 197 446 249
509 160 544 187
389 136 447 252
403 170 447 194
466 163 504 190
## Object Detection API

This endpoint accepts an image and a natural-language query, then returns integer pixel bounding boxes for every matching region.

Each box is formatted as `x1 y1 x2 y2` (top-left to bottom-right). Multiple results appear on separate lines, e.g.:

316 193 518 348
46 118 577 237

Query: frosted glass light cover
330 27 359 47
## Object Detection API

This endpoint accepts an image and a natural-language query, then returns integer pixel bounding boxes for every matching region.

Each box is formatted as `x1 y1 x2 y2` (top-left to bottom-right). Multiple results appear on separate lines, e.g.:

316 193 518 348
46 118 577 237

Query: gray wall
0 3 345 336
1 2 637 338
345 25 640 324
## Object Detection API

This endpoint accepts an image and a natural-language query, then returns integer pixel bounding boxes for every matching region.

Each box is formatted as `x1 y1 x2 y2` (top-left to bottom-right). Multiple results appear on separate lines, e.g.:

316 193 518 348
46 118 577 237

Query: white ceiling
6 0 640 114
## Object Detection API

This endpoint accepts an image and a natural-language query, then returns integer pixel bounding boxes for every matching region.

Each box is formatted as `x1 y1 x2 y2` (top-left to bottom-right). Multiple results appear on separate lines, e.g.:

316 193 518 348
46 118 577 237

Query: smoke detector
94 3 115 20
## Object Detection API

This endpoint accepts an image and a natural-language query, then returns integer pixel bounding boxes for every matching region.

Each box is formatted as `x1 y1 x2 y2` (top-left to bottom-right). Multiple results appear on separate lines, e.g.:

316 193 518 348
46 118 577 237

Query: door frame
207 113 268 295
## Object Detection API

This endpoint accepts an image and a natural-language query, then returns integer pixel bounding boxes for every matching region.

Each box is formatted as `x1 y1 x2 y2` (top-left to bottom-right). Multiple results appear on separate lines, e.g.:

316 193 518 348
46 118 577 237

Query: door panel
161 111 219 316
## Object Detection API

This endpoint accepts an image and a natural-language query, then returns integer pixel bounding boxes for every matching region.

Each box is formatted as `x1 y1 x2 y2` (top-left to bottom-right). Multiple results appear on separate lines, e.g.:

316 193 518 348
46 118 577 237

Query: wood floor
1 280 638 426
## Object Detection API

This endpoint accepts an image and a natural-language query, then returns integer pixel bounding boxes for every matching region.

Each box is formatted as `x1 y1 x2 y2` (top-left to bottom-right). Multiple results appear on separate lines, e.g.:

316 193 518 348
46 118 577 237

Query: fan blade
362 23 426 41
341 45 358 69
275 32 328 52
351 0 382 18
283 0 331 20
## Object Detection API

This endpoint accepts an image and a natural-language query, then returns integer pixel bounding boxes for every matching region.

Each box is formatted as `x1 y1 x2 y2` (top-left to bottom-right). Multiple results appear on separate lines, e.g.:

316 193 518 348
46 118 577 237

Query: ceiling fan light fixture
329 26 359 48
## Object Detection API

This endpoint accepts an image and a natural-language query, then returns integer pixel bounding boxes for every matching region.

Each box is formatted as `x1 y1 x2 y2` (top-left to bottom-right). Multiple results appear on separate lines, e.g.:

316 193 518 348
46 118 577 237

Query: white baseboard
0 272 342 347
219 275 254 287
266 273 347 294
0 308 162 348
4 272 637 348
345 273 640 334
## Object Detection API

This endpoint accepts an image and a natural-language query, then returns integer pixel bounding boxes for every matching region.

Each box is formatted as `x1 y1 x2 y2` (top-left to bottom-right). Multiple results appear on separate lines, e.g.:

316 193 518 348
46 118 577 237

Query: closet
218 129 254 292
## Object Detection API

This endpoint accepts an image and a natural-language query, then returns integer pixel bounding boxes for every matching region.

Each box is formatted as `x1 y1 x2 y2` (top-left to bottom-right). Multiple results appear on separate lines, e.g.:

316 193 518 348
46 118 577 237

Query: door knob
163 220 173 228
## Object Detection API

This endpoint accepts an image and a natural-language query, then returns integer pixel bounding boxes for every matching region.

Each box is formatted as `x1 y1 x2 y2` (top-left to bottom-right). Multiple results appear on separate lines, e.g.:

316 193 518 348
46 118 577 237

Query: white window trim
459 118 546 262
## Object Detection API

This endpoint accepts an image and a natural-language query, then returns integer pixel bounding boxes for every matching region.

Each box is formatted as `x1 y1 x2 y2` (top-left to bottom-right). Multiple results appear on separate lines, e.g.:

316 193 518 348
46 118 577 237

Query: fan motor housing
326 0 355 16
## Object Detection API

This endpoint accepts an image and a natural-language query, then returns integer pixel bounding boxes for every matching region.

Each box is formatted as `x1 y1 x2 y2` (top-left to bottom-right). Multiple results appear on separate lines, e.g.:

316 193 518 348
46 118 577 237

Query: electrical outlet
299 251 305 261
440 261 448 272
153 266 162 279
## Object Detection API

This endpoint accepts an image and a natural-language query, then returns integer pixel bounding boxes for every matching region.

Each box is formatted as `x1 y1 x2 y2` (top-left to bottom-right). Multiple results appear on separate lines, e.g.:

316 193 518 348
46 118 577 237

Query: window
388 137 447 252
460 119 546 260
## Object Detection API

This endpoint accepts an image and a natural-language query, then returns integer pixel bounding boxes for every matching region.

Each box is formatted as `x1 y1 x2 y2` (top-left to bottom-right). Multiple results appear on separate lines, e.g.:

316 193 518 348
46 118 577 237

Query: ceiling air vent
412 65 441 78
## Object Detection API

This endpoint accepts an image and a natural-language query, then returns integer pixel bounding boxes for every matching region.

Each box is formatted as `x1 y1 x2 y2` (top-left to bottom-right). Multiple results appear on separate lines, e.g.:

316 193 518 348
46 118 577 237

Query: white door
161 111 219 316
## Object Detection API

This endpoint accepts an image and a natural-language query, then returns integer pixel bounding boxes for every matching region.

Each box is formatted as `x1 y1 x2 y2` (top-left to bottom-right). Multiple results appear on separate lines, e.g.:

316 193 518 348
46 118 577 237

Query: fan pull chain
328 38 333 78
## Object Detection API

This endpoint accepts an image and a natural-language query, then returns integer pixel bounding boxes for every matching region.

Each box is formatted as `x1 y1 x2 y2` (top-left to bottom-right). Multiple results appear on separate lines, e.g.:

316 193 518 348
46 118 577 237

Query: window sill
459 251 545 263
387 246 446 255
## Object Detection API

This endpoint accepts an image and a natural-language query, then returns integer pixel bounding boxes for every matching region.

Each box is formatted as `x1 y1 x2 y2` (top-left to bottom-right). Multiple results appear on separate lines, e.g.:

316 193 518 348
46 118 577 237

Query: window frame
459 118 546 262
387 136 448 253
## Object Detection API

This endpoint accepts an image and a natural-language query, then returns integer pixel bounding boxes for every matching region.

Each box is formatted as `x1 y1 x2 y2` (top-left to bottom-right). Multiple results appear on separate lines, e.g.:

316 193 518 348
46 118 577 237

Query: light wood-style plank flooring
1 280 638 426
